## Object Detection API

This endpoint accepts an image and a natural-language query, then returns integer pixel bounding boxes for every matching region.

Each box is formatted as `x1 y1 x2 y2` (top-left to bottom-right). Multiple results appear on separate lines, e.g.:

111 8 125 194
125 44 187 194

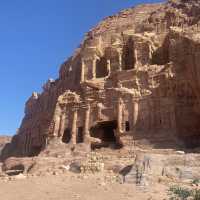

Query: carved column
58 113 66 138
134 48 139 67
71 108 78 144
131 98 139 131
92 58 97 79
148 44 153 60
53 106 62 137
107 59 111 76
117 97 123 134
97 103 103 120
84 104 91 142
81 59 85 82
118 49 122 71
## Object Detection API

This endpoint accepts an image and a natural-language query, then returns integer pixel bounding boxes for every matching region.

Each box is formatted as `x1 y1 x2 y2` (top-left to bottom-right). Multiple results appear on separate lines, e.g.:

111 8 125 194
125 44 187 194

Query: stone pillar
58 113 66 138
92 58 97 79
148 44 153 61
134 48 139 67
107 59 111 76
53 106 62 137
84 104 91 142
97 103 103 120
118 50 122 71
81 59 85 82
117 97 123 134
71 108 78 144
131 98 139 131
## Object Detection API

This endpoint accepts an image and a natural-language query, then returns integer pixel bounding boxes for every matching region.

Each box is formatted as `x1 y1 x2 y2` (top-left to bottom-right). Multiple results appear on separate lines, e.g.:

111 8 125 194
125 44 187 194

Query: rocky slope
0 136 11 157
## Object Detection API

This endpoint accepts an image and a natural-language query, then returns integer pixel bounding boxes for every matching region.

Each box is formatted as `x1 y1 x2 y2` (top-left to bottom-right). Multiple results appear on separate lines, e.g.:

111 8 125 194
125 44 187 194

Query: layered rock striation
3 0 200 158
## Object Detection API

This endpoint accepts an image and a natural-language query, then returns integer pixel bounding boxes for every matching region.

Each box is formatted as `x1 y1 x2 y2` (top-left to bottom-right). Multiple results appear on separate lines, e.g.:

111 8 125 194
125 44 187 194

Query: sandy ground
0 173 168 200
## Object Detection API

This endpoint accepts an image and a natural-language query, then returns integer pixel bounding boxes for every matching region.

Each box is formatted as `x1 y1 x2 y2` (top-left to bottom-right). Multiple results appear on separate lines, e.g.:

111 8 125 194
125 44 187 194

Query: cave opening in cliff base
62 128 71 144
90 120 122 150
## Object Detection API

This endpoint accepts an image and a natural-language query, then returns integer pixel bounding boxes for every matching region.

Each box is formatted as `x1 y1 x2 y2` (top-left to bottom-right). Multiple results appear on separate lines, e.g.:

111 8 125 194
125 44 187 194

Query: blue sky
0 0 163 135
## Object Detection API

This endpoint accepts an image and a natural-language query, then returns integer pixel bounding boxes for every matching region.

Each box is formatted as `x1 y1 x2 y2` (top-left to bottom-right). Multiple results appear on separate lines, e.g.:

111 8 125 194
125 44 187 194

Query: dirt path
0 173 167 200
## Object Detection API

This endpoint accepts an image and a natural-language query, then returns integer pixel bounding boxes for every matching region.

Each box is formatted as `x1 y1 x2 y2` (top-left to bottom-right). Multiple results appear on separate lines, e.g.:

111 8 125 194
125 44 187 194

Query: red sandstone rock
2 0 200 159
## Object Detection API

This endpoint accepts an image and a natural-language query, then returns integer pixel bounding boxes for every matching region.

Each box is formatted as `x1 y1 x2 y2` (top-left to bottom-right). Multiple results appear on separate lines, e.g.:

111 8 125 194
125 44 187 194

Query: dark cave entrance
90 120 122 149
77 127 84 143
62 128 71 144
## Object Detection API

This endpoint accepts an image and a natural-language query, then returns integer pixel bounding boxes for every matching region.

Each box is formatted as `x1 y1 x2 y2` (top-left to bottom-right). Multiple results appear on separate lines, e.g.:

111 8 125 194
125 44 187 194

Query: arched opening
96 57 109 78
90 120 122 149
122 37 136 70
62 128 71 144
77 127 84 143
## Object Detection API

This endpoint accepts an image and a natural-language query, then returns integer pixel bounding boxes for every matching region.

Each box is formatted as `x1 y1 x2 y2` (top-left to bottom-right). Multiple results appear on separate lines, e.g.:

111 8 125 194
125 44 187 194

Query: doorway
90 120 122 149
62 128 71 144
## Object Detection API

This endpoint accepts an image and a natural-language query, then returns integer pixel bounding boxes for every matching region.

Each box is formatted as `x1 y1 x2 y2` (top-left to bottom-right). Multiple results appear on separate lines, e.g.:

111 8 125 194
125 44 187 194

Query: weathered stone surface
2 0 200 159
0 136 11 157
69 161 82 174
2 157 36 174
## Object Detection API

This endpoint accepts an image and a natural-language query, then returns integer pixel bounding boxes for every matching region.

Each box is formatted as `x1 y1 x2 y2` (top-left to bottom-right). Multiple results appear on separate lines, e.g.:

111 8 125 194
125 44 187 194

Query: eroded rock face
2 0 200 158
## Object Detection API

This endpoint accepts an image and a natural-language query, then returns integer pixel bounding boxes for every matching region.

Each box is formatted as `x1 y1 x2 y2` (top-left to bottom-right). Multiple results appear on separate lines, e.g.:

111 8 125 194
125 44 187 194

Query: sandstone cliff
2 0 200 159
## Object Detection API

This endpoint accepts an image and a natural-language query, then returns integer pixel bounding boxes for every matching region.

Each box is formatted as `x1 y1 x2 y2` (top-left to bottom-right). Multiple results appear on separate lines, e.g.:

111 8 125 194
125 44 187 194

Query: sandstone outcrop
2 0 200 159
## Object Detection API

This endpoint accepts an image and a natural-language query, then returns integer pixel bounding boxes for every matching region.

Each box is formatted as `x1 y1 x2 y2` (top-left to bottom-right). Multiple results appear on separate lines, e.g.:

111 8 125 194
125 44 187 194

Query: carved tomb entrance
90 120 121 149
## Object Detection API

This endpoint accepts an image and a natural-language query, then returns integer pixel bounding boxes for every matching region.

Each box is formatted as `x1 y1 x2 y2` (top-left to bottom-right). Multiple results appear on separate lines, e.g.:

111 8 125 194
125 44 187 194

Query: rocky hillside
2 0 200 159
1 2 200 199
0 136 11 154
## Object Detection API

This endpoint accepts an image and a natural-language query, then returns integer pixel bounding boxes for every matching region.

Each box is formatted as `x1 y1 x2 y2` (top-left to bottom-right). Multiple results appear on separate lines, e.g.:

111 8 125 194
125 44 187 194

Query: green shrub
168 186 191 200
168 186 200 200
